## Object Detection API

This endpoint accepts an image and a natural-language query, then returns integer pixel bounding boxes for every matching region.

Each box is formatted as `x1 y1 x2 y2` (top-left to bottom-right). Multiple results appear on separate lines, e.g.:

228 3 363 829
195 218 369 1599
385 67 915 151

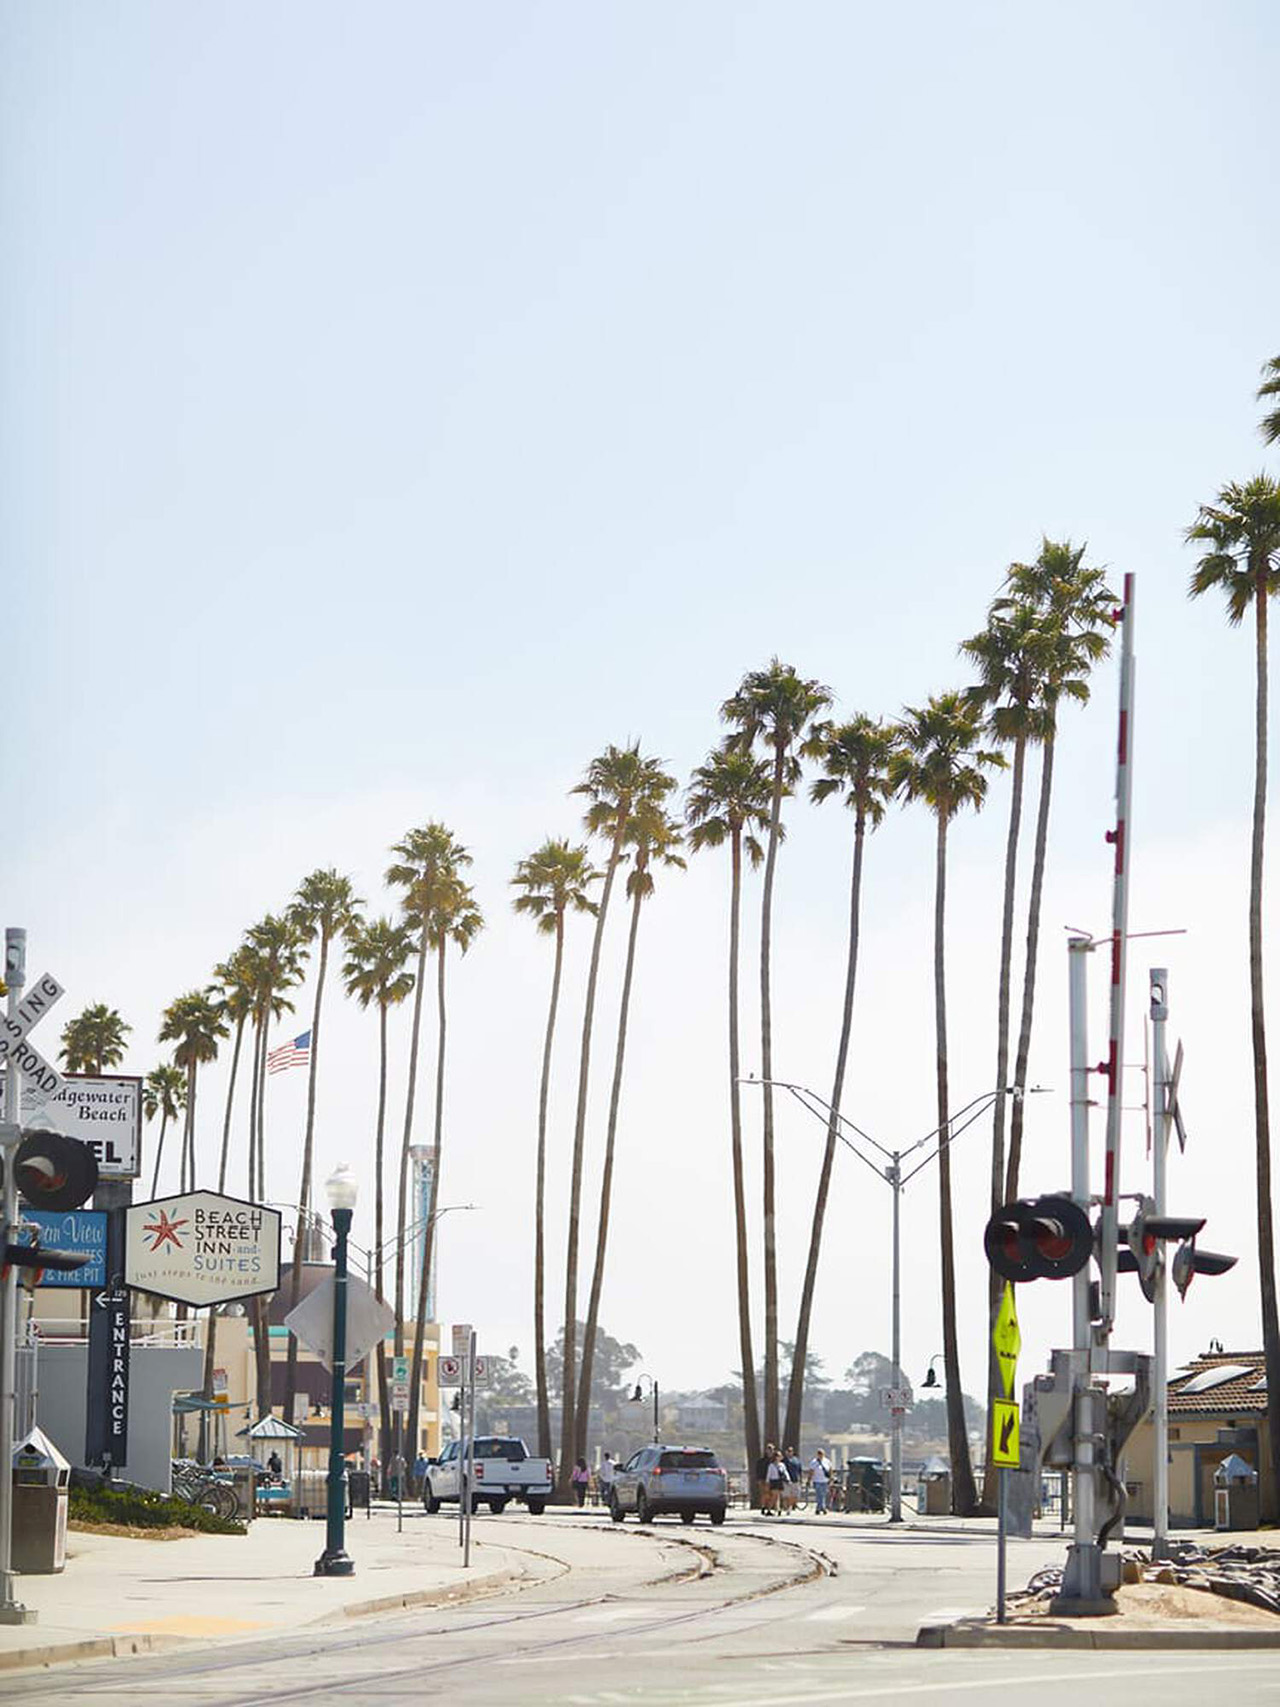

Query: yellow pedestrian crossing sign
992 1398 1020 1467
992 1281 1020 1398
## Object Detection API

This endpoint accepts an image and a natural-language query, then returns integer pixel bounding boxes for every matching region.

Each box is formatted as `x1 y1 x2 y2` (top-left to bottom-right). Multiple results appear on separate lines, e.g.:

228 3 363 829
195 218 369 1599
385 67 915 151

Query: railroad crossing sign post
991 1282 1021 1625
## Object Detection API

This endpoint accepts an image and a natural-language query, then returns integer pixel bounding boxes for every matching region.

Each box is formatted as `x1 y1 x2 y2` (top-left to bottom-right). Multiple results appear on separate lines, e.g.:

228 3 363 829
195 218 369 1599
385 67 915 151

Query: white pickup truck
422 1436 553 1515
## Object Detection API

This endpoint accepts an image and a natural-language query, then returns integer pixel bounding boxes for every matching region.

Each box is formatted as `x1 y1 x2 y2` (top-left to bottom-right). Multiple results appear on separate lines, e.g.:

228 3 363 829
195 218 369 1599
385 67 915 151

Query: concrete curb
0 1631 188 1673
918 1619 1280 1651
323 1562 525 1622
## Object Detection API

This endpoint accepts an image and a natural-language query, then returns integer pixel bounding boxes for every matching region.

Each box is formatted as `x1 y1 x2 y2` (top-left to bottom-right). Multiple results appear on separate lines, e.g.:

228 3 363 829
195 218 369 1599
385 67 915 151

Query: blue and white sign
24 1209 107 1287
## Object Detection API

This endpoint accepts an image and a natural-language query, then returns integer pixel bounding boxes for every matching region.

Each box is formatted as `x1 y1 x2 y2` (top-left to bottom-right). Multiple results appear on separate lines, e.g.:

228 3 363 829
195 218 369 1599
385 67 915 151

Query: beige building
1125 1349 1271 1527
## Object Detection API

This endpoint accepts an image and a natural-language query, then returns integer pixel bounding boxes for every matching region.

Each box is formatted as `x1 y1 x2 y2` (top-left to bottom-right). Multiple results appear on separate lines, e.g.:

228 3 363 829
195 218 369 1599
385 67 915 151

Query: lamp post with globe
314 1164 358 1578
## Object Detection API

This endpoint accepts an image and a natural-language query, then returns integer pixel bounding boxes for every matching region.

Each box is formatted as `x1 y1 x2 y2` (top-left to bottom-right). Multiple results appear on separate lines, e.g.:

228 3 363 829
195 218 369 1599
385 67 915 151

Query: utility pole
1150 967 1170 1560
0 929 32 1624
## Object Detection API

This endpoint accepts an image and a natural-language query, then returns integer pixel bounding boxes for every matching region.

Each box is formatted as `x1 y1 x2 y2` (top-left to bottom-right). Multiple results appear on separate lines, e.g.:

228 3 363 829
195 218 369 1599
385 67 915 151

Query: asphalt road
5 1509 1279 1706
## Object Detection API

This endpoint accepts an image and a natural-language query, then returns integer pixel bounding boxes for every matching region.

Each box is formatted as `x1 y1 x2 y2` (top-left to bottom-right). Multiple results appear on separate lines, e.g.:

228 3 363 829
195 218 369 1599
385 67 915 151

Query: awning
239 1414 304 1441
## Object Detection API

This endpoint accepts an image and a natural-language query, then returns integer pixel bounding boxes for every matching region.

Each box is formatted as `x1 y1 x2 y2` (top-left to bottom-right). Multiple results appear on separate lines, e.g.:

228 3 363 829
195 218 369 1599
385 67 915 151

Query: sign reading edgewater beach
124 1190 282 1307
24 1073 142 1178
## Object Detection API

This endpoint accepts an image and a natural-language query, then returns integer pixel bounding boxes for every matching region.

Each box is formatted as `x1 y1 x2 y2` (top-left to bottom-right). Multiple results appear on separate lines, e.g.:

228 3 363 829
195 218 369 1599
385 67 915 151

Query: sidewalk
0 1505 547 1673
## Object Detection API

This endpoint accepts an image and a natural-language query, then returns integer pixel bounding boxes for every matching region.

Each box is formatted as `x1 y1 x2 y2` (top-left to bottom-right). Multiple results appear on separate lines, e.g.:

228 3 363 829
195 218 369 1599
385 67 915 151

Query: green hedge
70 1483 245 1536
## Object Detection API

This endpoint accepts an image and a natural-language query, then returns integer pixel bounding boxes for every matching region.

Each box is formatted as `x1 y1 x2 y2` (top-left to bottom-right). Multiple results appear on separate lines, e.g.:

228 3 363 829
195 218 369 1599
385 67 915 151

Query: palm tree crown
890 692 1004 817
289 868 364 950
685 748 773 866
158 990 227 1073
572 743 677 837
511 840 599 933
720 658 833 774
344 916 417 1011
143 1062 186 1127
1187 476 1280 617
60 1004 131 1076
809 716 900 823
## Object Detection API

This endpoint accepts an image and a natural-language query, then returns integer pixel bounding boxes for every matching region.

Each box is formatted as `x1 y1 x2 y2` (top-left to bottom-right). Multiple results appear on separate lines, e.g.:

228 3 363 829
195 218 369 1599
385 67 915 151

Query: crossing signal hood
2 1232 90 1289
12 1129 99 1212
1115 1202 1234 1301
984 1194 1094 1283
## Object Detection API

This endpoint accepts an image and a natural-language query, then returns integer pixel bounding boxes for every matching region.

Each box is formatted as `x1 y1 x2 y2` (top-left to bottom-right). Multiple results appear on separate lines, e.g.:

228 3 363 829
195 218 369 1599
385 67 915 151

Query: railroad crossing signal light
1171 1240 1236 1300
2 1233 90 1289
1115 1200 1233 1301
12 1130 99 1212
983 1194 1094 1283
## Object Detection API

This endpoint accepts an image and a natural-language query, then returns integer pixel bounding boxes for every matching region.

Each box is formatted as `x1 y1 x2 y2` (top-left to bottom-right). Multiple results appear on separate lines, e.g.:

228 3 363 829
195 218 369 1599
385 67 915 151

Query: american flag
267 1030 311 1075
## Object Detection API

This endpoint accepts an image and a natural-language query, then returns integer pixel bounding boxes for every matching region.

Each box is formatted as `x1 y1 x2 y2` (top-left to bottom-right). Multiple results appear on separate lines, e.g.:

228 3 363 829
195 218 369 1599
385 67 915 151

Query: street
3 1509 1278 1706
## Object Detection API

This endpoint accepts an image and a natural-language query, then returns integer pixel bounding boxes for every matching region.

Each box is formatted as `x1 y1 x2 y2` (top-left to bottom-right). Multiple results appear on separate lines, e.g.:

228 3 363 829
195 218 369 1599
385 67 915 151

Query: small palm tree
783 716 897 1450
283 869 364 1428
344 915 417 1464
575 798 684 1461
406 876 484 1461
559 743 675 1491
1187 472 1280 1513
143 1062 187 1197
386 824 471 1367
157 991 228 1195
511 839 600 1459
721 660 832 1447
685 748 772 1481
890 692 1003 1516
1259 355 1280 446
60 1004 130 1076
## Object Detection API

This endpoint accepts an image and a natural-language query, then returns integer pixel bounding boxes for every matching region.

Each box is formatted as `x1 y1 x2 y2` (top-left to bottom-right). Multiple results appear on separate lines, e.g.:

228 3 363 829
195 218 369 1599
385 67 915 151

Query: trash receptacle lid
920 1456 950 1479
12 1427 69 1475
1214 1452 1258 1485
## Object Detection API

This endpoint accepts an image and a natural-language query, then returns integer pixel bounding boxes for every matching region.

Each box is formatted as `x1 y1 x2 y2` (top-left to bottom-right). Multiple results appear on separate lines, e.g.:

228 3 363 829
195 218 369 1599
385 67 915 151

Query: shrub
70 1482 245 1536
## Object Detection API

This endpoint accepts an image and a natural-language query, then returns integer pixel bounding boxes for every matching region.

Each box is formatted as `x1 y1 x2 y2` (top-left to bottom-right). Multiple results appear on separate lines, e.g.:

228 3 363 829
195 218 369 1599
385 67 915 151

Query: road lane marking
803 1604 867 1620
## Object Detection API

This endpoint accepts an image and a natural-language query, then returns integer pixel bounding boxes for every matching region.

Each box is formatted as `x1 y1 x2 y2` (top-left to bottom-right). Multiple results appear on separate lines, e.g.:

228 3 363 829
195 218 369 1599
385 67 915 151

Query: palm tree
283 870 364 1430
1260 356 1280 446
685 748 772 1482
721 661 832 1447
1187 472 1280 1514
783 716 897 1450
59 1004 130 1076
559 743 675 1492
157 991 228 1195
344 914 417 1467
405 877 484 1461
143 1063 187 1197
511 839 600 1459
211 946 258 1194
574 799 684 1461
386 825 471 1367
243 912 307 1414
996 544 1115 1199
890 691 1002 1515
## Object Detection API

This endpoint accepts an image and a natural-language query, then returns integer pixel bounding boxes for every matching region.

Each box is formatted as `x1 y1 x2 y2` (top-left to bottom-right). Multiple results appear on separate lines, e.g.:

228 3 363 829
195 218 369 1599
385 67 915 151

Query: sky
2 1 1279 1407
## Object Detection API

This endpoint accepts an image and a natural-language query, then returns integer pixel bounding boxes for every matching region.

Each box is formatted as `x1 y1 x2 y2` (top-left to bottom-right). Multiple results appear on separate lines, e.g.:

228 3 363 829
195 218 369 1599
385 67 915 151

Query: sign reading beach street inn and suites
124 1190 282 1308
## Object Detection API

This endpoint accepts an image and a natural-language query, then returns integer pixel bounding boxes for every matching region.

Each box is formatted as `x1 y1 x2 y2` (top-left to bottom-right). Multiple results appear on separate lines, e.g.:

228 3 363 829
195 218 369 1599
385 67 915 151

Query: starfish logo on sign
142 1209 188 1252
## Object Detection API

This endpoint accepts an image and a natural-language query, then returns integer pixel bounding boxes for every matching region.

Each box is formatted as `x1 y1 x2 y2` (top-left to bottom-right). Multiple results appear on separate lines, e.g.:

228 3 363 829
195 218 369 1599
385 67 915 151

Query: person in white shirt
599 1452 616 1503
808 1448 831 1514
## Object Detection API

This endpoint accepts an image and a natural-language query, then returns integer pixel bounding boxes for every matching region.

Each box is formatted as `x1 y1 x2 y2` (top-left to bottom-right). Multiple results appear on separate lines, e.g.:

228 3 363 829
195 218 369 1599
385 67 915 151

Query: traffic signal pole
1150 968 1170 1560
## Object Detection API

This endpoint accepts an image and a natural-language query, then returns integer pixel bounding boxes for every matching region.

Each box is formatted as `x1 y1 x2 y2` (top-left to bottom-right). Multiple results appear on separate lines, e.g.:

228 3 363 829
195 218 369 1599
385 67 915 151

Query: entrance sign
23 1075 142 1177
85 1210 129 1469
992 1398 1021 1468
125 1190 281 1307
992 1282 1021 1398
24 1209 107 1287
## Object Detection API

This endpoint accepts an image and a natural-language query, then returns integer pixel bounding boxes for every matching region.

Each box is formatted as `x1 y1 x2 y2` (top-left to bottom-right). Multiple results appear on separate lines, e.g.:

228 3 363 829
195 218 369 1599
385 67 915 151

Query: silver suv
610 1445 727 1525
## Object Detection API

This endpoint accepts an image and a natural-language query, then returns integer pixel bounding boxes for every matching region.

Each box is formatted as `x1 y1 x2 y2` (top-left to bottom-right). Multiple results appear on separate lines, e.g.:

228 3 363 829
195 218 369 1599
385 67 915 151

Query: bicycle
171 1462 240 1521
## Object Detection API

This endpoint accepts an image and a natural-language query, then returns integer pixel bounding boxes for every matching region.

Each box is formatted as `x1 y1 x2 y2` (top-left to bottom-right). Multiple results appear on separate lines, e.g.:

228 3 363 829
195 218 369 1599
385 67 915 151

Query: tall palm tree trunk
395 935 430 1365
533 921 565 1460
1251 585 1280 1517
150 1111 170 1199
285 931 330 1431
560 826 625 1495
247 1011 261 1202
575 881 645 1460
407 941 448 1460
784 811 866 1449
727 830 761 1483
251 1016 272 1413
374 1002 392 1476
1005 734 1055 1199
981 735 1026 1509
217 1014 245 1193
181 1062 197 1192
759 747 785 1447
935 813 976 1515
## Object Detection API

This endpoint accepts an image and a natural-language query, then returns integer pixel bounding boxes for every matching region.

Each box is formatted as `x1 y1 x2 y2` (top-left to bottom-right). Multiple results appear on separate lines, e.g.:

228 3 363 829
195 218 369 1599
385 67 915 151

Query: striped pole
1098 574 1135 1337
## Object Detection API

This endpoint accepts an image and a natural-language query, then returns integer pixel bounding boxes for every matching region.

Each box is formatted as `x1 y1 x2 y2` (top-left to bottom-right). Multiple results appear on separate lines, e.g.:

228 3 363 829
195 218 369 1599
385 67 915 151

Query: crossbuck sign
0 973 64 1105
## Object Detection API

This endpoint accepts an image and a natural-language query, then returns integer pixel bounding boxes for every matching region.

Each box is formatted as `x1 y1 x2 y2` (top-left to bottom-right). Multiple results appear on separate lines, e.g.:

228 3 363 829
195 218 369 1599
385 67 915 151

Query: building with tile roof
1125 1348 1270 1528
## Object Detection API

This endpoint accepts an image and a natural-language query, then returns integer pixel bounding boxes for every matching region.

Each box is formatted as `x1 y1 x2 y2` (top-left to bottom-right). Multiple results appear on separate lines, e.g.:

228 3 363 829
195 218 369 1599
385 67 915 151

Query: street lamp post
630 1375 659 1443
315 1164 358 1578
742 1079 1046 1522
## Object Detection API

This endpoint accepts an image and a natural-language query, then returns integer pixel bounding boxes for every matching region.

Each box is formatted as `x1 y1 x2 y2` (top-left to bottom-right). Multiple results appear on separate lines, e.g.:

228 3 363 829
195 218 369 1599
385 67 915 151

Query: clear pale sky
3 2 1278 1401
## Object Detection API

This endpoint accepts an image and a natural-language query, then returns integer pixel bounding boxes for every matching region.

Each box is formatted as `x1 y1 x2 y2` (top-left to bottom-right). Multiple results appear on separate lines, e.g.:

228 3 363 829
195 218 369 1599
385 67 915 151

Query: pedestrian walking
572 1457 591 1508
756 1442 777 1514
766 1448 791 1514
808 1448 831 1514
599 1452 617 1506
782 1446 802 1514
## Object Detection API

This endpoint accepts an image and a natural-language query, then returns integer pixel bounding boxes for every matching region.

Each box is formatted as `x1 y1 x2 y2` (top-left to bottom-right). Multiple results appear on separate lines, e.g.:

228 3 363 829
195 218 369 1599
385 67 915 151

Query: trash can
1214 1453 1260 1531
230 1464 256 1522
348 1469 371 1516
918 1455 952 1516
294 1468 333 1520
12 1427 70 1573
